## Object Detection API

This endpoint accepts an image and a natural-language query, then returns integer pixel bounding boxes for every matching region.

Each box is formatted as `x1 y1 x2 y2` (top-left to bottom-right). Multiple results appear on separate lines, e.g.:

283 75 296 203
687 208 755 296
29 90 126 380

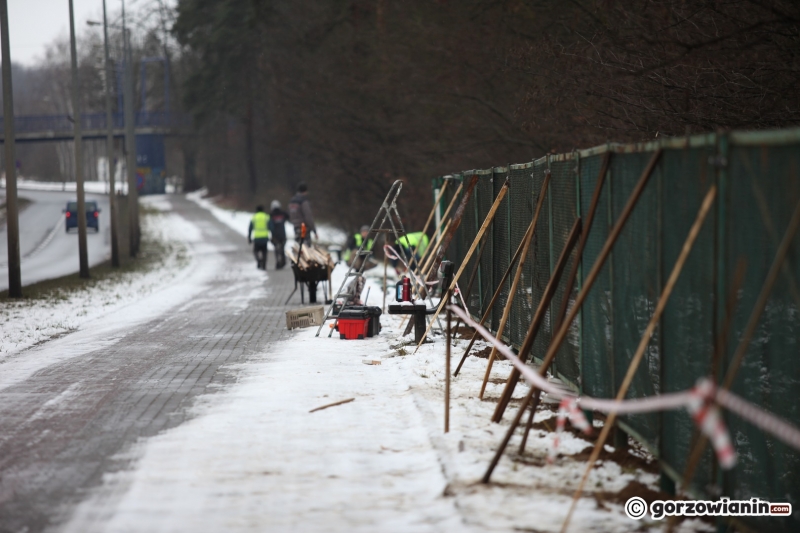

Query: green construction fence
432 127 800 532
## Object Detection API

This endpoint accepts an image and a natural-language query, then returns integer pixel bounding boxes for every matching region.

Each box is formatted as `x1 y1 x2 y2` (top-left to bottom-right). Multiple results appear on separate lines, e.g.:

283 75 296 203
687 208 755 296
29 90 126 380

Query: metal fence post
655 140 674 495
547 154 555 376
507 163 512 281
474 174 482 313
607 144 615 399
715 131 730 501
574 150 583 391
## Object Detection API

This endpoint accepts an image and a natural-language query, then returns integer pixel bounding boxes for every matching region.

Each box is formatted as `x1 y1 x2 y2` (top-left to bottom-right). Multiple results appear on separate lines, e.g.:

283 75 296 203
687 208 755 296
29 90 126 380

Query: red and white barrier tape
549 398 592 463
448 305 800 467
688 379 736 469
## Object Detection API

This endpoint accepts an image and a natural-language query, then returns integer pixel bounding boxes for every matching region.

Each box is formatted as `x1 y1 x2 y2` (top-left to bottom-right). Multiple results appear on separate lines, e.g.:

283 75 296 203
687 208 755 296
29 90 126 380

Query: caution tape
549 397 592 463
688 379 736 469
715 388 800 454
448 305 800 467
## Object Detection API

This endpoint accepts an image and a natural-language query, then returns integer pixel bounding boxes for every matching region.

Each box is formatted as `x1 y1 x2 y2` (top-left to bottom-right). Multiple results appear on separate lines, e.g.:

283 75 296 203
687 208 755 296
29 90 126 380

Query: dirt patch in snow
473 345 492 358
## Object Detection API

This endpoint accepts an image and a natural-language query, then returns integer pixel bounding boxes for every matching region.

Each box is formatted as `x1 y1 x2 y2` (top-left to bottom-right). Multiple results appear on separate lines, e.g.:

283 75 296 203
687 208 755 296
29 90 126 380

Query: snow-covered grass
1 177 129 194
1 176 182 195
0 196 192 359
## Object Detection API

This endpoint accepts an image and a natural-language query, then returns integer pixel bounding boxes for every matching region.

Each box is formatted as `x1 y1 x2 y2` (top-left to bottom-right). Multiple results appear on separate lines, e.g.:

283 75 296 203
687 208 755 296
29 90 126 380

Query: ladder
315 180 436 337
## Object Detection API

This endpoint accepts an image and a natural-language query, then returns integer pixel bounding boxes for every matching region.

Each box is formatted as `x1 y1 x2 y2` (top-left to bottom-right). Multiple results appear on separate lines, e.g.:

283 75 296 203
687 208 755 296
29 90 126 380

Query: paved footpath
0 196 299 533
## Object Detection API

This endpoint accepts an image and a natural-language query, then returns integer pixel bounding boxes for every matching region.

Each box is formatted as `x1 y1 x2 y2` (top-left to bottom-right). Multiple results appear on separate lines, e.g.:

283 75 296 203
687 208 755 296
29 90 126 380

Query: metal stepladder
315 180 441 337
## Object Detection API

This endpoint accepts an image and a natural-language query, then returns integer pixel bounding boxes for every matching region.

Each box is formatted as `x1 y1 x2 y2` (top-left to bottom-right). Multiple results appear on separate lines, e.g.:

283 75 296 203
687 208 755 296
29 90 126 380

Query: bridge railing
0 112 192 135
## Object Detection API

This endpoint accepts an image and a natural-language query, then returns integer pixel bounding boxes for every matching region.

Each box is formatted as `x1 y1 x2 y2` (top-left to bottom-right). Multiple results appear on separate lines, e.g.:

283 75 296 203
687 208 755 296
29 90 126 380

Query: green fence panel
610 151 661 446
509 163 535 349
659 146 718 492
432 127 800 532
491 168 510 334
528 161 552 362
579 154 614 399
723 143 800 532
550 158 580 386
476 172 494 320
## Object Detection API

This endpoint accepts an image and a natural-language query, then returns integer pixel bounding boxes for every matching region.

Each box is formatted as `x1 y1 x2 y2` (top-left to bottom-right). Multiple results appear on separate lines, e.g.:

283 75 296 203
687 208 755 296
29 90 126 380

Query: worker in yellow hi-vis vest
392 231 429 274
248 205 270 270
343 225 374 268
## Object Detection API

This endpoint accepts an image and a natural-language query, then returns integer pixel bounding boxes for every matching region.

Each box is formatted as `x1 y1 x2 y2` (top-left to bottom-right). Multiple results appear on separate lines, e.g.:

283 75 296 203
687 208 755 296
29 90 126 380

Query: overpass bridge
0 111 192 194
0 111 191 143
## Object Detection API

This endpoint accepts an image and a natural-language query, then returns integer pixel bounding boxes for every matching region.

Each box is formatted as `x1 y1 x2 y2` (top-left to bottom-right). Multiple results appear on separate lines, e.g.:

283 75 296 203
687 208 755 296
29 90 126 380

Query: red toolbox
337 307 370 340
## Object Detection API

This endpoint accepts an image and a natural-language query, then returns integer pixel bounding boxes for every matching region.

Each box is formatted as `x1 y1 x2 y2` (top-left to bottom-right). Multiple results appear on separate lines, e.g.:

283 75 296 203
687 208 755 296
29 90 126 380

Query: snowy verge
0 195 199 386
62 263 710 533
1 177 183 195
1 177 129 195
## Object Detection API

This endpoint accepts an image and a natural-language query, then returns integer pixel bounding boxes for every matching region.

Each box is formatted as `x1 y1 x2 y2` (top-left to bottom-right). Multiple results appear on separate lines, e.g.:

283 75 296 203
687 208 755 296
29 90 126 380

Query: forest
5 0 800 231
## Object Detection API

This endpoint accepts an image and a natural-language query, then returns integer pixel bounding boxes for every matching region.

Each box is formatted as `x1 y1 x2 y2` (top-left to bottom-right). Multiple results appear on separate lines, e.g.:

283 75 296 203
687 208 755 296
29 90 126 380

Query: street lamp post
122 1 138 256
100 0 119 267
0 0 21 297
69 0 90 278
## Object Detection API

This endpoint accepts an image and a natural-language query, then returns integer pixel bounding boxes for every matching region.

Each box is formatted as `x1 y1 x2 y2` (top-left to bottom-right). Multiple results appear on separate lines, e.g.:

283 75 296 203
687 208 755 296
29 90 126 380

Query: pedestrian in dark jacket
288 183 317 244
268 200 289 269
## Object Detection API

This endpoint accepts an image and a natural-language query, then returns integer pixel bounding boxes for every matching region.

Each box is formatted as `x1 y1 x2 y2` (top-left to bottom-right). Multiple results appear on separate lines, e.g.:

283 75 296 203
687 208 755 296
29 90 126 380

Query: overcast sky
7 0 173 67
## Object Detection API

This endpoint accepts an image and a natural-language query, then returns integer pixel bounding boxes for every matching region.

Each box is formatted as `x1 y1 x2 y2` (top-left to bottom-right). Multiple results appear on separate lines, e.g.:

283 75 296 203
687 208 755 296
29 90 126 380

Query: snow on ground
2 176 182 195
0 196 202 390
186 188 348 249
0 192 707 532
61 249 711 532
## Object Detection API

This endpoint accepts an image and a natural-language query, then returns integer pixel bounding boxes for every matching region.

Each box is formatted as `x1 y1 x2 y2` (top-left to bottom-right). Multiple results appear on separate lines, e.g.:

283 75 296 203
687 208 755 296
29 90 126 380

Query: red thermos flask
402 276 411 301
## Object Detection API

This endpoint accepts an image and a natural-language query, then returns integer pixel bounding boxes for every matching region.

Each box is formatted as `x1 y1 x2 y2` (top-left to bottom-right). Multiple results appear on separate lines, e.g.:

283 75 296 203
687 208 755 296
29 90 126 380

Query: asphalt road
0 189 111 291
0 195 296 532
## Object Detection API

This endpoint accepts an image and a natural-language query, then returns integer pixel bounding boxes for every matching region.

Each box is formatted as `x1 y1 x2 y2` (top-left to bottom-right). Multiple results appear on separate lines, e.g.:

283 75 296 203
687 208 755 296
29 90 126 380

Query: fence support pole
415 181 462 273
675 197 800 504
493 152 611 423
492 217 581 422
445 304 452 433
665 258 747 533
453 197 537 376
478 171 551 398
450 230 491 340
414 179 449 257
560 185 717 533
414 178 508 352
482 149 661 484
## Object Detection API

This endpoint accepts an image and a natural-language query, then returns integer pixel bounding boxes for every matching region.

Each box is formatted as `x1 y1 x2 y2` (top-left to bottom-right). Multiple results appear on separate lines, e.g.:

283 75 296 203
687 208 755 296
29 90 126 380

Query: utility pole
102 0 119 267
0 0 21 297
69 0 89 278
122 1 138 256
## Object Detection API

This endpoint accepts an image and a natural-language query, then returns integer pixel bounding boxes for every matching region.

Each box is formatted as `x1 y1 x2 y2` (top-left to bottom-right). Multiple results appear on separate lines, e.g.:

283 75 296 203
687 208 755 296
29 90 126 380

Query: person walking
288 183 317 244
268 200 289 269
248 205 270 270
